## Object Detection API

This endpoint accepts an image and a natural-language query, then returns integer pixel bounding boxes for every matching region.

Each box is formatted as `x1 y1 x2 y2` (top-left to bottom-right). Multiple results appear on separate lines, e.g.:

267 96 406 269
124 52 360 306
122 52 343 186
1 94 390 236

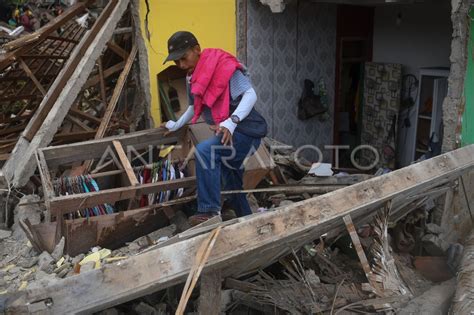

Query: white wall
373 2 452 76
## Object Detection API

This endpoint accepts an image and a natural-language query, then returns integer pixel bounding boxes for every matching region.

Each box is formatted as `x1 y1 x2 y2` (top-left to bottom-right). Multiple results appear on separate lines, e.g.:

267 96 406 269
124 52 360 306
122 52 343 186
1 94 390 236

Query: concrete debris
126 242 141 253
0 19 470 307
0 229 12 240
446 243 464 272
29 270 59 291
398 279 456 315
425 223 445 235
79 261 96 273
51 237 65 261
18 256 38 269
38 251 54 273
422 233 450 256
451 230 474 314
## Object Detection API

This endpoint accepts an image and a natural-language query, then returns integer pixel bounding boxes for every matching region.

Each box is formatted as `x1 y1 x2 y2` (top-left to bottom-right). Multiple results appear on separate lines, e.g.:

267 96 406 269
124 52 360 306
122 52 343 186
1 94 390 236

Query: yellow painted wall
139 0 237 125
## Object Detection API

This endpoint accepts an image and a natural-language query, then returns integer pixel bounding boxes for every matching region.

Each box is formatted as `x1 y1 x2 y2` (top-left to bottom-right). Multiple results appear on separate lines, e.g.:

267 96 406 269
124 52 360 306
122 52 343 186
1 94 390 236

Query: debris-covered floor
1 139 472 314
0 0 473 314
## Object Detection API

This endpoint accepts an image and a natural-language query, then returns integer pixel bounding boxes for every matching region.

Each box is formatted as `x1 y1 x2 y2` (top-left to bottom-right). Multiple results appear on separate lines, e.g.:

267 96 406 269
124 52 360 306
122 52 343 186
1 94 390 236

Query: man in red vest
162 31 267 225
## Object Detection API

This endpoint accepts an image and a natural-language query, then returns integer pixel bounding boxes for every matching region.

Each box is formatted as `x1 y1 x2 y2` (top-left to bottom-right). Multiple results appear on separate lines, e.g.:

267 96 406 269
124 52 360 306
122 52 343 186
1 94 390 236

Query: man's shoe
188 213 218 226
221 208 237 221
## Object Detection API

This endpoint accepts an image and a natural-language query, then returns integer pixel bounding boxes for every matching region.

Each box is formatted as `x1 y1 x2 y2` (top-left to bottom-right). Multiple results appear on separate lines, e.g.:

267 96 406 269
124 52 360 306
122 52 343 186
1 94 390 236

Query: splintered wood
1 0 140 189
4 145 474 313
343 208 412 310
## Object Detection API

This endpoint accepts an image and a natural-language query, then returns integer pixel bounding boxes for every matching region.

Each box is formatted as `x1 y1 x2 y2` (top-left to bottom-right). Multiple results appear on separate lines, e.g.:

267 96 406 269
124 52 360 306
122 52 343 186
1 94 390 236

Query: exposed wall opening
246 0 453 171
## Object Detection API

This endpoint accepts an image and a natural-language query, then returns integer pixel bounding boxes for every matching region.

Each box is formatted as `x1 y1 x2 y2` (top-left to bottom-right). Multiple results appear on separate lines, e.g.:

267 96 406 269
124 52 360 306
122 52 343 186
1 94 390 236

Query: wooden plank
35 150 54 222
29 221 56 253
41 128 180 168
82 46 136 172
64 206 170 256
64 115 94 132
18 58 47 96
138 177 196 195
343 214 381 296
98 57 108 107
53 131 97 142
0 124 26 137
5 146 474 314
198 270 222 315
49 177 196 216
0 153 10 161
28 206 171 256
112 140 139 186
83 61 126 88
0 94 40 102
141 216 230 253
18 219 43 253
46 35 79 44
95 44 137 139
20 54 69 60
176 227 222 314
22 0 119 142
113 27 132 35
68 108 103 125
106 42 129 59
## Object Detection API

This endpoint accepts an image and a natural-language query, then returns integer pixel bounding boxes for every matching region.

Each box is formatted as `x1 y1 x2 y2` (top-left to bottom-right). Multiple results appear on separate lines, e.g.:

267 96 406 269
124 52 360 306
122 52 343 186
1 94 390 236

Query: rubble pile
0 1 473 314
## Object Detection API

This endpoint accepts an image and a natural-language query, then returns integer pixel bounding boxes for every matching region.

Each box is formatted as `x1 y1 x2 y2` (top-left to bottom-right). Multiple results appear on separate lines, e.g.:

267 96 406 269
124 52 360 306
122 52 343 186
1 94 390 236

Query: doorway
334 5 374 168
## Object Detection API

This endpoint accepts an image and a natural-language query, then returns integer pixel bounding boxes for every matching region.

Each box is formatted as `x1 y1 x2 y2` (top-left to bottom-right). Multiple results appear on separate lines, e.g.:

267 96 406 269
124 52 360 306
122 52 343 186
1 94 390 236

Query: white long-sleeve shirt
165 87 257 134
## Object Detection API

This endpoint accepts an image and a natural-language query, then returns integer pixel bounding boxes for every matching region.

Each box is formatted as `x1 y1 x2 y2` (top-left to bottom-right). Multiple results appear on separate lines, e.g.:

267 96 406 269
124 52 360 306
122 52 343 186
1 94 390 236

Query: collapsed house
0 0 473 314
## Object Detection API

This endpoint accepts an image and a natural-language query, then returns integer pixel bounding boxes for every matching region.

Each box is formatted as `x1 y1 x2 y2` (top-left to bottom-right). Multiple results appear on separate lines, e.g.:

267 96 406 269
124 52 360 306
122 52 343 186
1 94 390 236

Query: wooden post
112 140 138 186
94 44 137 140
198 270 222 315
19 58 47 96
35 150 54 222
98 57 108 113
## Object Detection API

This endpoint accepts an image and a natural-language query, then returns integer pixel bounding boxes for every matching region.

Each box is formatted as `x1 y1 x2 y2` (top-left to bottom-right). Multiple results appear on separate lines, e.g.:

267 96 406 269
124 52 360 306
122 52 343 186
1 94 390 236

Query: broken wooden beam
106 42 130 60
198 270 222 315
18 58 47 96
343 214 379 294
94 44 137 140
28 205 172 256
83 61 126 88
112 140 139 186
42 128 178 168
2 0 131 188
22 0 119 142
49 177 196 217
3 145 474 313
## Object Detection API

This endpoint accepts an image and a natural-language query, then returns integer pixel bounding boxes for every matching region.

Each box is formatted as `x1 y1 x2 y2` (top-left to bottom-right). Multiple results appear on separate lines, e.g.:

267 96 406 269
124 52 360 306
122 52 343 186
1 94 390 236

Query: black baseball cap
163 31 199 64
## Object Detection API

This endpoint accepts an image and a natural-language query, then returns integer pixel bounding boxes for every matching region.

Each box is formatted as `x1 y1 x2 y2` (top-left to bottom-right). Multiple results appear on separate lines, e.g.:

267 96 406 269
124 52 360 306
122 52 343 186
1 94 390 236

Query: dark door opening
334 5 374 169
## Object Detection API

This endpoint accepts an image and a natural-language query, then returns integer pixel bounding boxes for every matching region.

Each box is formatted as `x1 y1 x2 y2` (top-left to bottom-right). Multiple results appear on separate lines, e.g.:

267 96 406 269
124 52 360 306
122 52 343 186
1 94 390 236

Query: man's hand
161 121 174 136
210 125 233 146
